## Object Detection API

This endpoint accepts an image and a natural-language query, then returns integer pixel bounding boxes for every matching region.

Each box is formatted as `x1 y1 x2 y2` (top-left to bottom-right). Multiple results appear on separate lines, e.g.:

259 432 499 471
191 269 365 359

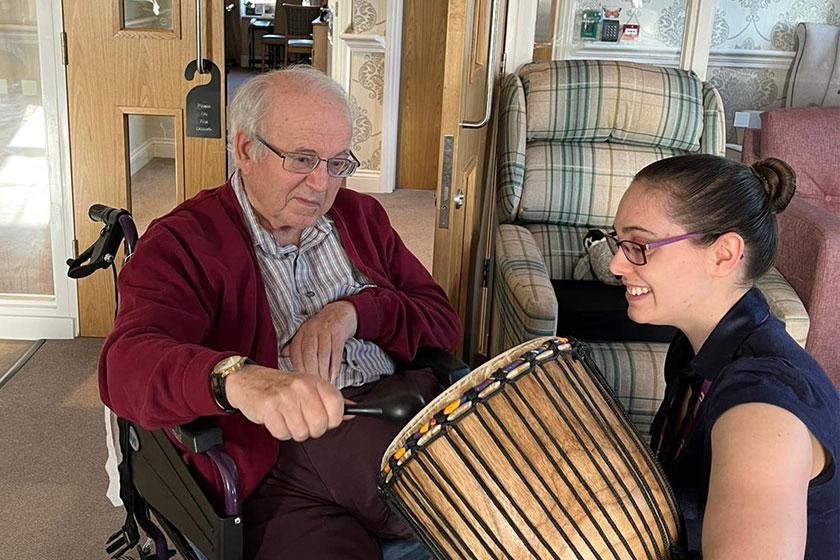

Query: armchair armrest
775 197 840 384
490 224 558 355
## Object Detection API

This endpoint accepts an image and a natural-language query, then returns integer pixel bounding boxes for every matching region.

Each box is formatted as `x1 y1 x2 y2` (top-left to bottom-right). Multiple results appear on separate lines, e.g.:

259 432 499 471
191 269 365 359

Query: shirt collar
669 287 772 381
231 170 332 256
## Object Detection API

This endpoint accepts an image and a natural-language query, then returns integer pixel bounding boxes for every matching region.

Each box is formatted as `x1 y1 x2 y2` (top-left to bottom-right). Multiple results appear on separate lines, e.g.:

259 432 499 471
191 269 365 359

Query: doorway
0 0 77 339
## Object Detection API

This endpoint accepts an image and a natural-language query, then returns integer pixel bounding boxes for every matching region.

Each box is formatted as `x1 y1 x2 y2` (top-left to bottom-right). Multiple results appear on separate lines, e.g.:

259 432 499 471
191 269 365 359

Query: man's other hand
225 364 347 441
283 300 358 383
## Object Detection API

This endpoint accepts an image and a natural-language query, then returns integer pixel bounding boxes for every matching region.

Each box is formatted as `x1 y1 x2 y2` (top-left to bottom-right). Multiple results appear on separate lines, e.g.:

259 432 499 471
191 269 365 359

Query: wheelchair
68 205 471 560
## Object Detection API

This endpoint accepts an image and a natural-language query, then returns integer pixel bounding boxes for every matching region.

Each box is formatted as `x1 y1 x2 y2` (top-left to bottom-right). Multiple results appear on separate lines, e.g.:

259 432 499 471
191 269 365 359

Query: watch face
215 355 242 373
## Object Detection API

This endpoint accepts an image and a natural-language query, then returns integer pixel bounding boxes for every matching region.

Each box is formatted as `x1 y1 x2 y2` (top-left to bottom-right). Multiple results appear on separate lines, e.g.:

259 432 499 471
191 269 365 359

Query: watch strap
210 356 255 414
211 371 239 414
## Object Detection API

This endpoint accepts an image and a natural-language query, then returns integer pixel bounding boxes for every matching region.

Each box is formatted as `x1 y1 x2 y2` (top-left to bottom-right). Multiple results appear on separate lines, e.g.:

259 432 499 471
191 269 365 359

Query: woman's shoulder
708 355 839 452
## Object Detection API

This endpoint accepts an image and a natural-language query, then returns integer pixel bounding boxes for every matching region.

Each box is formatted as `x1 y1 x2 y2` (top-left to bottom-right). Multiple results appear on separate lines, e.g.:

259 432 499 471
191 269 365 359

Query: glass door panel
0 0 53 296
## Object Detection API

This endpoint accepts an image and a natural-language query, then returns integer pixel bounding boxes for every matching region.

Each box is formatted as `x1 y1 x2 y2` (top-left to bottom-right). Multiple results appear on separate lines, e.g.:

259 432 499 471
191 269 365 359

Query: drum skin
379 337 681 560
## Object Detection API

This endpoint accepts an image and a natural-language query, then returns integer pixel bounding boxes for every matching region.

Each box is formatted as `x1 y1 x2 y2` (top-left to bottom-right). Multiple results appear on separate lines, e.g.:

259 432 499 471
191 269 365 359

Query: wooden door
63 0 227 337
432 0 505 361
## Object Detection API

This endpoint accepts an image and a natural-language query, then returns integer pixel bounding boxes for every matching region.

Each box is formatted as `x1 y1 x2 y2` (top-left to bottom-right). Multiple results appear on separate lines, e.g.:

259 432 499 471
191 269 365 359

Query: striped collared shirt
231 172 395 388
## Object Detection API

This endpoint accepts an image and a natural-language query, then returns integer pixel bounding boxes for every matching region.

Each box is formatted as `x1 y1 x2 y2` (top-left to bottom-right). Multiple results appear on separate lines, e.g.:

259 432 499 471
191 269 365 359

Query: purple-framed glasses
606 231 704 265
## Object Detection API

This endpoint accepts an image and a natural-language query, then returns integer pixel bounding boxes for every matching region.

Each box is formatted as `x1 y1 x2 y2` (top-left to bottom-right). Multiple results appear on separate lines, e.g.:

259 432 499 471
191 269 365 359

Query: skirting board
129 138 176 175
0 316 75 340
346 170 391 193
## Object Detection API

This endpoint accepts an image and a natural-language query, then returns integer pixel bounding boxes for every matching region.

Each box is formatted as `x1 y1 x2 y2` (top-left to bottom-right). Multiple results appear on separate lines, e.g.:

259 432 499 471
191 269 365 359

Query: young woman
607 154 838 559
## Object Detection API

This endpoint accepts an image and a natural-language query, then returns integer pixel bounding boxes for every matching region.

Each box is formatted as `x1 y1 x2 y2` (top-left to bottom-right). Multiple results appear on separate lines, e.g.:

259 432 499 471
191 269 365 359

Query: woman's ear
710 232 745 278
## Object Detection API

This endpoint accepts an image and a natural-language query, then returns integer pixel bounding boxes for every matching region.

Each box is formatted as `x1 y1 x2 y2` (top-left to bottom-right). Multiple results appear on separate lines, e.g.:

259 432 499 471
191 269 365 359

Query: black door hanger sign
184 58 221 138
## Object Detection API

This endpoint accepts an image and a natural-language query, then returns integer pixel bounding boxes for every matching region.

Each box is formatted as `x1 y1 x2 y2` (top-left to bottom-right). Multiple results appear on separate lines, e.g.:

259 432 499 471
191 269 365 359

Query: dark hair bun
752 158 796 213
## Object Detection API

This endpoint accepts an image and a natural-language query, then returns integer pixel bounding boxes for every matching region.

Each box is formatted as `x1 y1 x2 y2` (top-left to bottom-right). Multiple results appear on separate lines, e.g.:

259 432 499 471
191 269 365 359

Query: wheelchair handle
344 393 426 424
67 204 135 279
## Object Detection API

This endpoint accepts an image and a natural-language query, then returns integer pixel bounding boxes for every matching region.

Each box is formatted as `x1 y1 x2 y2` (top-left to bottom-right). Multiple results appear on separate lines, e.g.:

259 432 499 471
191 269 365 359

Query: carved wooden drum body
379 337 680 559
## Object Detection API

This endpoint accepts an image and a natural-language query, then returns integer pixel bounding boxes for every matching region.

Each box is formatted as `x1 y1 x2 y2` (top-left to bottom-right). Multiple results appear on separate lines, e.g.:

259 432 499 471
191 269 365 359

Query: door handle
460 0 500 129
195 0 206 74
454 189 465 209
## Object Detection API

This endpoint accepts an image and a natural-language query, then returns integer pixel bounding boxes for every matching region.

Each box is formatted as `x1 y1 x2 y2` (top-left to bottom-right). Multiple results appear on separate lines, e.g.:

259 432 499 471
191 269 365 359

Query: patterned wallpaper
352 0 386 35
348 0 386 172
568 0 840 142
349 51 384 170
705 0 838 142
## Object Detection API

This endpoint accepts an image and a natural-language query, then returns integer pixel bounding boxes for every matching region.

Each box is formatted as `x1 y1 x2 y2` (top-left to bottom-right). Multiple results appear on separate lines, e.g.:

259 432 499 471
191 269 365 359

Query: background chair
247 18 272 69
258 0 304 71
490 60 810 436
741 106 840 387
282 4 321 67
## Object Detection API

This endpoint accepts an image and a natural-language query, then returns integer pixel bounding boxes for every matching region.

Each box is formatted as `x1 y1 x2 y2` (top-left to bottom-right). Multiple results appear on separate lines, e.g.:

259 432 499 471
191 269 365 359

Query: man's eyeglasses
606 231 703 266
256 136 360 178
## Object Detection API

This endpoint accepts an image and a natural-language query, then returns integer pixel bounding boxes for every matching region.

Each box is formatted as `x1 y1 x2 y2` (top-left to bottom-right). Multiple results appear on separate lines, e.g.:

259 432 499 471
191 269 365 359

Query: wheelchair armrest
131 422 243 559
406 346 471 387
169 417 224 454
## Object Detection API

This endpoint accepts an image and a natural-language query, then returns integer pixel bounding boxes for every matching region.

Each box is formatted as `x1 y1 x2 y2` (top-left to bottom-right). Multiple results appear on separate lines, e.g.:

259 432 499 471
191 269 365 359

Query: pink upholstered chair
742 106 840 386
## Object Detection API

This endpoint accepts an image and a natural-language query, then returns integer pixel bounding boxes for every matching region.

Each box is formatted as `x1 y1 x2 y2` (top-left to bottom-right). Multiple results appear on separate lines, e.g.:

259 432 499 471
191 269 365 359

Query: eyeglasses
606 231 704 265
255 136 360 178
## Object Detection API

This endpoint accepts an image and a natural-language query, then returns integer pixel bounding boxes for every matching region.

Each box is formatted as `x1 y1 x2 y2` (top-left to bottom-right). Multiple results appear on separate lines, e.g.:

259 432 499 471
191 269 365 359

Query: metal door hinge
73 238 79 257
500 52 507 76
481 258 490 287
61 31 68 66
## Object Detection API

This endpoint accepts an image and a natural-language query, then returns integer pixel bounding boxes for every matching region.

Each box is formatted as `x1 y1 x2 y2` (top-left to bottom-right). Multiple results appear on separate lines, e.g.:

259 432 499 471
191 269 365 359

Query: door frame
0 0 78 340
328 0 403 194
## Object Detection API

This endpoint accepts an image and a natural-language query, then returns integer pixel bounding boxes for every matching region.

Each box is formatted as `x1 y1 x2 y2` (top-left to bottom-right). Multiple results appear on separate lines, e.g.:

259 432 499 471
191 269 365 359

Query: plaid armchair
490 60 809 435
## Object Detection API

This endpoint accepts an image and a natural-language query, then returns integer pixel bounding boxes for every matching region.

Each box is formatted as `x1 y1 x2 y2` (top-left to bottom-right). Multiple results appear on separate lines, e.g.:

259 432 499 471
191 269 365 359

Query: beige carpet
0 337 121 559
0 339 38 380
131 158 178 235
370 189 435 272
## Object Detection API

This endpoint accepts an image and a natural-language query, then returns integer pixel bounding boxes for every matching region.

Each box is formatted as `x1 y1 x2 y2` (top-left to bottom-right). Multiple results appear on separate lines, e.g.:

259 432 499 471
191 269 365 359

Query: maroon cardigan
98 180 461 503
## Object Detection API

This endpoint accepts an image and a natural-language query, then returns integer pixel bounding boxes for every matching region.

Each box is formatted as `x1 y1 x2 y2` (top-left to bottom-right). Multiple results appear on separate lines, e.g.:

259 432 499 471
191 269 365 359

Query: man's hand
283 300 358 383
224 364 346 441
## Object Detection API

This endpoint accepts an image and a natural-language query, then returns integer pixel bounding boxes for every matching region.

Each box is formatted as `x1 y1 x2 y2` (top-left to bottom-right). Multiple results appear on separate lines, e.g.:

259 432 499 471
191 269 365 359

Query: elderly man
99 66 461 559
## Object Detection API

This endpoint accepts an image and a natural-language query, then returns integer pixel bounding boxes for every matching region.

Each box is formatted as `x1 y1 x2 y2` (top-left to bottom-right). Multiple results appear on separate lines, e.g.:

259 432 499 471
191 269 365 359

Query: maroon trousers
243 369 439 560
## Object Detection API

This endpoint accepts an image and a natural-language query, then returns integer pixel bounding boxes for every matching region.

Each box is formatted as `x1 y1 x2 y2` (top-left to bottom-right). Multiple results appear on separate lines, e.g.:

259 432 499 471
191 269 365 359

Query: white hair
226 66 352 168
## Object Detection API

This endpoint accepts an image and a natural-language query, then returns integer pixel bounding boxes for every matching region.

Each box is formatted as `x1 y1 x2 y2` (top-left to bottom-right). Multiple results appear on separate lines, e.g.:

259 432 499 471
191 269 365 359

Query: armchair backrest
497 60 725 226
742 106 840 215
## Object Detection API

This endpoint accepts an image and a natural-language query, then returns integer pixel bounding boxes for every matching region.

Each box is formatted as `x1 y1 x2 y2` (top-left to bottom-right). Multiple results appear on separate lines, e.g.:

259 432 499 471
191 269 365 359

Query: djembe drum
379 337 680 559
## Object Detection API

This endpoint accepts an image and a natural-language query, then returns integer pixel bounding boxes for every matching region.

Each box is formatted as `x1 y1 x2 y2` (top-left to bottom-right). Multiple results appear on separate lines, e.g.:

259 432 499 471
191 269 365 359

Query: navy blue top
650 288 839 558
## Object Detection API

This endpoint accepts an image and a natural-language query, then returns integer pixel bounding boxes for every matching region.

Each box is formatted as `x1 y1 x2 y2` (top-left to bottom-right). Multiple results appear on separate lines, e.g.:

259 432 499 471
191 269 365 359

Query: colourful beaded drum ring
378 337 681 559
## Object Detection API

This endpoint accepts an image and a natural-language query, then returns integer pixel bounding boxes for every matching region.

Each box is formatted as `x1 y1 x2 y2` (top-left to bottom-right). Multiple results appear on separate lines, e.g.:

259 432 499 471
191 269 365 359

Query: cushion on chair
520 60 705 151
497 73 528 224
552 280 677 343
586 341 670 437
287 39 313 47
787 23 840 108
700 82 726 156
524 223 589 279
261 34 286 45
757 107 840 214
755 267 810 347
490 224 558 354
519 141 684 226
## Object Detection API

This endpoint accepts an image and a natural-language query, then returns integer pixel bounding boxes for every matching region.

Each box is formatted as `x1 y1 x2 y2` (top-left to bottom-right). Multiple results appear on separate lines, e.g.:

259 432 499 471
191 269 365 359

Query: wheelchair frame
71 205 470 560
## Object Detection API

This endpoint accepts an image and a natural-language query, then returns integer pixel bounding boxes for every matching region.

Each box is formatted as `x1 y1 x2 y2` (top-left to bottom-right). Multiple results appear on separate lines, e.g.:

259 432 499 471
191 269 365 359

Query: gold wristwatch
210 355 251 413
